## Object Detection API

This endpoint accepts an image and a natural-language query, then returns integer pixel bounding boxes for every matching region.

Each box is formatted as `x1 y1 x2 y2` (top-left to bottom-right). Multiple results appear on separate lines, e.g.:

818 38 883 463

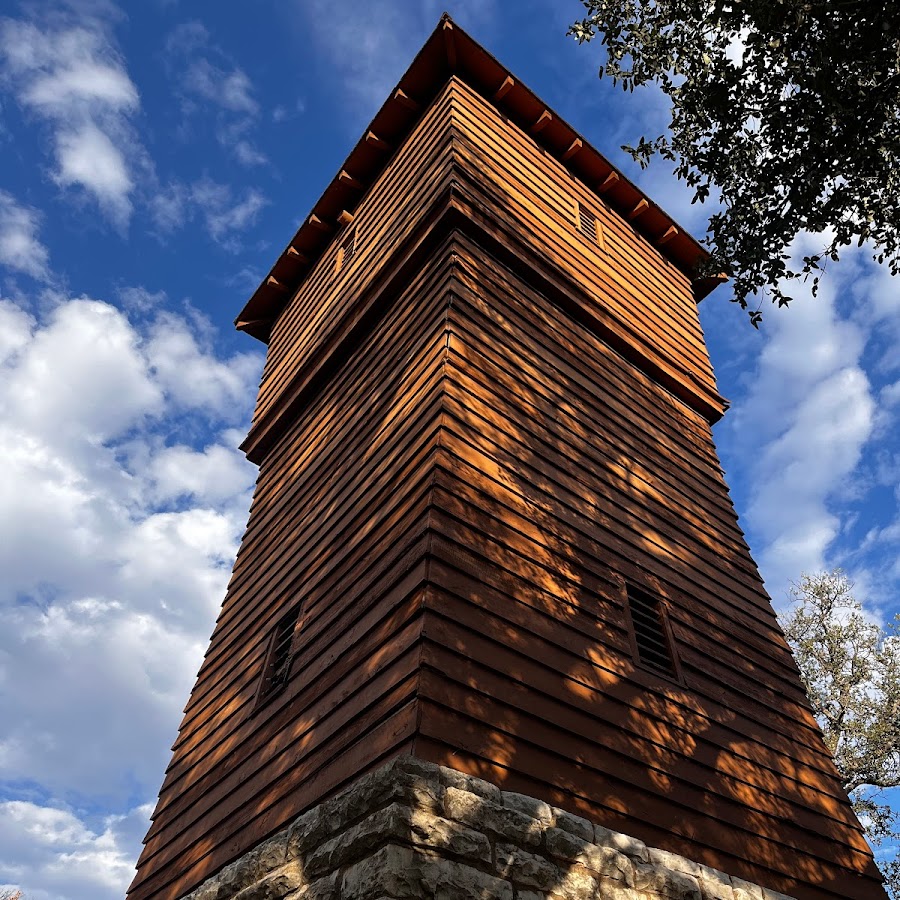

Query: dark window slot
626 584 676 677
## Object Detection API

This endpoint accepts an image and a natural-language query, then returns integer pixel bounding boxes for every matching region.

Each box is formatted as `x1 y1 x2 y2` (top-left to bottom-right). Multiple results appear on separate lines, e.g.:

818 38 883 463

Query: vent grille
627 585 675 676
339 228 357 270
578 204 599 243
259 607 299 701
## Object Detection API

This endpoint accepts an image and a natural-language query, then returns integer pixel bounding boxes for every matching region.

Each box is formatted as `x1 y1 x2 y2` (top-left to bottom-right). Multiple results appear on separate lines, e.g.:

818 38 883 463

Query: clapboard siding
253 83 458 424
129 243 459 899
445 81 716 393
412 707 871 900
415 640 869 863
130 47 886 900
419 551 851 803
171 253 456 732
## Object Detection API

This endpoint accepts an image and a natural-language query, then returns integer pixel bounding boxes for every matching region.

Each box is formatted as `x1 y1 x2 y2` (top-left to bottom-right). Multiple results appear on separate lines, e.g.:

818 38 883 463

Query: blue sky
0 1 897 898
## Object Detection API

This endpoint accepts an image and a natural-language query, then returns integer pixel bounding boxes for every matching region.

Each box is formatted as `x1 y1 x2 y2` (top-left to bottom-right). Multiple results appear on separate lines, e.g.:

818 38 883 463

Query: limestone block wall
179 758 795 900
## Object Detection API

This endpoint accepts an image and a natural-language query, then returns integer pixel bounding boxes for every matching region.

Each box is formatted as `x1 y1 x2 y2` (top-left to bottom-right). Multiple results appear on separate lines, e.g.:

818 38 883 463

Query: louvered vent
627 585 675 676
258 607 299 702
339 227 357 270
578 203 599 243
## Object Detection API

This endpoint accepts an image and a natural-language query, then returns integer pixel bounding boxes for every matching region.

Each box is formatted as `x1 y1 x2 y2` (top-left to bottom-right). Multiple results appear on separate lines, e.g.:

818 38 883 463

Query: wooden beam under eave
338 170 363 190
562 138 582 161
657 226 678 246
286 246 309 264
393 89 420 112
308 214 332 232
443 19 457 69
365 131 390 151
597 171 620 194
266 276 288 293
494 76 514 101
531 110 552 134
627 198 649 221
235 318 270 333
337 210 354 226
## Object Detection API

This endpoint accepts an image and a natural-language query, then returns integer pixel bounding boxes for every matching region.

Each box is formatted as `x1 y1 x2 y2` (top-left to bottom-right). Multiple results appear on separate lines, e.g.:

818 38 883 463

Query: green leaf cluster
570 1 900 325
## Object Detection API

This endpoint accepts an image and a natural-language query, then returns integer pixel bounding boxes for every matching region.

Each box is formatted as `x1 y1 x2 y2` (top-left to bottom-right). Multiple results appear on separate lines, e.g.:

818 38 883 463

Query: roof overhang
235 15 724 343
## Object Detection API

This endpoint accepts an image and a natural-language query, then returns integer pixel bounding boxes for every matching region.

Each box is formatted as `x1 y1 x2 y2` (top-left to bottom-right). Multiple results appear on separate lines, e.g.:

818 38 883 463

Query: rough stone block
544 829 633 887
634 862 702 900
592 877 641 900
342 844 512 900
305 803 408 877
731 875 763 900
516 892 546 900
549 808 594 843
325 770 441 835
285 872 339 900
496 843 561 891
438 765 503 803
209 858 251 900
287 806 328 859
730 878 764 900
421 855 514 900
502 791 553 824
699 865 734 900
408 806 492 863
592 825 649 863
761 889 795 900
341 844 424 900
234 864 305 900
649 849 701 878
546 866 598 900
444 786 542 847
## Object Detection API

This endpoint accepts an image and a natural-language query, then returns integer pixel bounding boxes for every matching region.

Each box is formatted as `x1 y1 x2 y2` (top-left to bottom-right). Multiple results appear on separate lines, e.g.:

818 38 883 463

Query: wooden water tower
128 17 888 900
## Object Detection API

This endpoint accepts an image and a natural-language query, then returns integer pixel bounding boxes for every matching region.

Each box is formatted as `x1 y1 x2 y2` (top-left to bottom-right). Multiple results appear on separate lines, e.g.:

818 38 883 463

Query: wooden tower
129 17 888 900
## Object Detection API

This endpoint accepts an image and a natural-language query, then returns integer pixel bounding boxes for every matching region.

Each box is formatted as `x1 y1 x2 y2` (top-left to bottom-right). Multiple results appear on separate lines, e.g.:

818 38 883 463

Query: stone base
180 758 794 900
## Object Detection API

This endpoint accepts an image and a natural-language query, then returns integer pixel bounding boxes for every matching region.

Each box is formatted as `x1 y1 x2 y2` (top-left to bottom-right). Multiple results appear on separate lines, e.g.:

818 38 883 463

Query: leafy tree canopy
570 1 900 325
780 571 900 899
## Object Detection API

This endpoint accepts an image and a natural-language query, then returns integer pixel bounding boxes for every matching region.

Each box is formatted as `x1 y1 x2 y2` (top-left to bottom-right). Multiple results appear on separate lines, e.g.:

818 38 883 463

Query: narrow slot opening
577 203 599 243
339 227 357 270
626 584 676 676
257 606 300 702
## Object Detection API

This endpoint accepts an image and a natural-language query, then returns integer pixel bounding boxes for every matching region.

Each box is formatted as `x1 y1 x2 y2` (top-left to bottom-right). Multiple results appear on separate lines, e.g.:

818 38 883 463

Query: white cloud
0 15 143 228
0 290 263 898
0 191 49 280
722 240 878 603
297 0 497 119
53 123 134 224
233 139 268 167
151 177 268 246
184 57 258 115
164 21 265 166
0 800 148 900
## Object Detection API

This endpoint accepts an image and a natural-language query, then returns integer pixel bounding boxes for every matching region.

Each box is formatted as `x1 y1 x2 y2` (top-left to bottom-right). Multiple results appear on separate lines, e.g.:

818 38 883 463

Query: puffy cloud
0 14 143 228
0 800 148 900
0 290 263 898
53 123 133 221
0 191 50 280
720 240 879 603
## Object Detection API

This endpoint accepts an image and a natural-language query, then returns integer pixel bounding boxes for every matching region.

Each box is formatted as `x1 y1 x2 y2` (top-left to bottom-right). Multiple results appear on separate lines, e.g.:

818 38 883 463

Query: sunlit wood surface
128 22 887 900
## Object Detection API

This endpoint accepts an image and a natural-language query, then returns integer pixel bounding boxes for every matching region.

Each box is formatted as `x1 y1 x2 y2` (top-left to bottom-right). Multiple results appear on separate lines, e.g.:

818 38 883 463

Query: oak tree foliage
569 1 900 326
780 571 900 899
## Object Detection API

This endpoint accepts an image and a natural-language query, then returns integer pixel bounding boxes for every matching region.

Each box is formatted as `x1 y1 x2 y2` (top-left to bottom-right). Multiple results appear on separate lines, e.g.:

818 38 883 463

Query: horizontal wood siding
254 82 458 427
131 76 885 900
129 250 462 900
445 79 719 405
409 238 881 900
